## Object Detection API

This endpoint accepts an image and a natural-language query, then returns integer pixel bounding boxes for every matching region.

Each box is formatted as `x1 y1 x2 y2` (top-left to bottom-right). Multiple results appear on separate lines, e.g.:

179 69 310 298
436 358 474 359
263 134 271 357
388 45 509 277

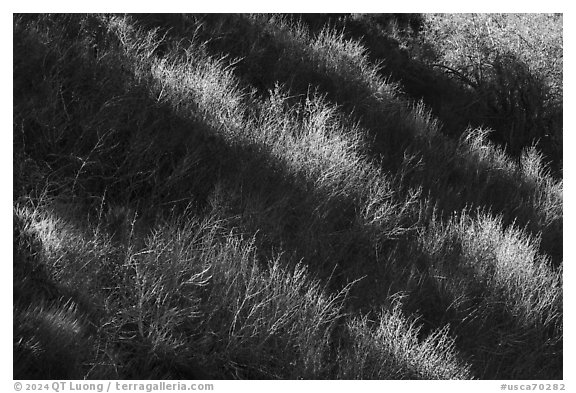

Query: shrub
14 300 92 379
338 303 471 379
419 14 562 170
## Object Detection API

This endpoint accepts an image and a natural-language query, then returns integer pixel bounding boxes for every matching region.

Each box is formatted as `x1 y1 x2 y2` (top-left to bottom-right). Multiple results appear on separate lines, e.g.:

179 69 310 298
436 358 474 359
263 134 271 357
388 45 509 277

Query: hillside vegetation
13 14 563 380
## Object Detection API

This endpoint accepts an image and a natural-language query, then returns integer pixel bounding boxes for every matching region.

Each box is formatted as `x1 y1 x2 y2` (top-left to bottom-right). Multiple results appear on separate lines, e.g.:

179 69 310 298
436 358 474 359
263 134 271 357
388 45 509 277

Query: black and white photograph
11 10 565 384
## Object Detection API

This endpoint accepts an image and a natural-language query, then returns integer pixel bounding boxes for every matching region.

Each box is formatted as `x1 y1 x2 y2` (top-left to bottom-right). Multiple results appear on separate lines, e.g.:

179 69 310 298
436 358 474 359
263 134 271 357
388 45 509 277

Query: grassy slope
13 14 562 380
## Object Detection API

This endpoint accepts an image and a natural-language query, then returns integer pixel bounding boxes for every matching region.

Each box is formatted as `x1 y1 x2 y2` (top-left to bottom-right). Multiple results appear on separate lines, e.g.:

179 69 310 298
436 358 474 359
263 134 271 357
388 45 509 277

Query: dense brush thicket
13 14 562 380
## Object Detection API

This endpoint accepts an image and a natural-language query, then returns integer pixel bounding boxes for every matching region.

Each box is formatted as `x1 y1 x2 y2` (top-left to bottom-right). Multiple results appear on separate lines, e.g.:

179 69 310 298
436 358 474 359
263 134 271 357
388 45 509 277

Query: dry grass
13 14 562 379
